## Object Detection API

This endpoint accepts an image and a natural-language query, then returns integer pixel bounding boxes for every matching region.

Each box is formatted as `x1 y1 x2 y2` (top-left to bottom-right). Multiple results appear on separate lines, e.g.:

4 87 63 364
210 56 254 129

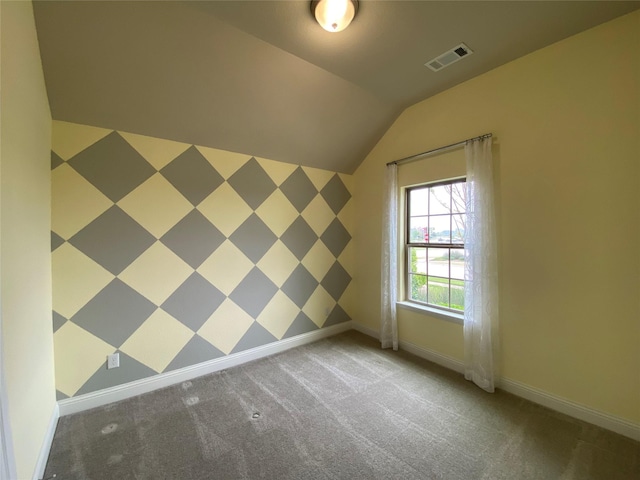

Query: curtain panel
380 163 398 350
464 136 499 392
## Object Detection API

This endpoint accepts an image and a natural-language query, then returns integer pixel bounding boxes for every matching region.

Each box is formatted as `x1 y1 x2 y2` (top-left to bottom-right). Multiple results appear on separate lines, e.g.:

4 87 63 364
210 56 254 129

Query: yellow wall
353 11 640 423
0 1 56 478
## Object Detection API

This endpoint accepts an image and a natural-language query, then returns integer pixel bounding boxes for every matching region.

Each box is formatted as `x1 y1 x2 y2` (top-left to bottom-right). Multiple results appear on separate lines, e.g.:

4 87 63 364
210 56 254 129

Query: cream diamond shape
302 240 336 282
54 322 114 397
198 183 252 237
119 132 190 171
301 166 333 191
53 243 115 319
197 145 250 180
256 157 297 186
255 190 299 237
338 281 355 316
302 285 336 328
337 241 355 277
120 309 194 373
197 240 254 295
301 195 335 236
256 291 300 339
52 120 112 160
52 164 113 239
119 242 193 305
338 173 354 194
256 240 299 288
337 198 354 235
118 173 193 238
198 299 254 354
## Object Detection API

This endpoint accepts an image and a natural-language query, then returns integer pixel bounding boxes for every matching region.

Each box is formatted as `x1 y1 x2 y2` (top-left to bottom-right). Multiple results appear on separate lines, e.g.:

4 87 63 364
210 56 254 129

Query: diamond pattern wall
51 121 353 398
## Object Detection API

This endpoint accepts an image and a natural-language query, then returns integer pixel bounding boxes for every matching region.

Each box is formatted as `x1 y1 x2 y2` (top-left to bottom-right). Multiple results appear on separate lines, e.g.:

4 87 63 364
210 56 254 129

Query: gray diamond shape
320 174 351 215
161 273 226 332
228 214 277 264
164 335 224 372
68 131 155 202
324 304 350 327
53 311 67 333
51 231 65 251
69 206 155 275
280 217 317 261
227 157 276 210
229 267 278 318
160 146 224 206
230 322 277 354
320 218 351 258
71 279 156 347
56 391 68 401
321 261 352 301
283 312 318 339
161 210 225 268
75 351 156 396
281 264 318 308
280 167 317 213
51 151 64 170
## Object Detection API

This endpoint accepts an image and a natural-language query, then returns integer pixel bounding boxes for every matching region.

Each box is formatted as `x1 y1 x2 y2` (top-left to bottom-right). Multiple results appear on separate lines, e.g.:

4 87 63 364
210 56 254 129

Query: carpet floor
44 330 639 480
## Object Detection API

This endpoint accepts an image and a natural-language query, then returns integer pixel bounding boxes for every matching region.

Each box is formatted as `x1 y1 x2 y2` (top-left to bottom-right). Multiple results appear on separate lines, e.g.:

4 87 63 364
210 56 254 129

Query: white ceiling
33 1 639 173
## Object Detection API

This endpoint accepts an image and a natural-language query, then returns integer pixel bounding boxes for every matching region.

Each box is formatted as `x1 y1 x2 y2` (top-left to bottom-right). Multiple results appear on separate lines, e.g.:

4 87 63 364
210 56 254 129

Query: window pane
429 185 451 215
409 188 428 216
409 217 428 243
451 182 466 214
409 247 426 274
429 215 451 243
428 248 449 278
406 180 466 313
451 280 465 310
427 278 449 308
409 274 427 302
450 249 465 280
452 214 465 244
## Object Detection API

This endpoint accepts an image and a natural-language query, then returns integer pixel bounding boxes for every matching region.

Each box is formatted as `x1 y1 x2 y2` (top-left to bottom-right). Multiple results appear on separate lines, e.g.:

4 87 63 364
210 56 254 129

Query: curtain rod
386 133 492 167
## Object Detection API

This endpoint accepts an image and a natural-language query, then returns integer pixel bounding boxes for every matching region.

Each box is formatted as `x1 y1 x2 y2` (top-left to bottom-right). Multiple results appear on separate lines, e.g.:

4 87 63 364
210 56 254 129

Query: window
406 179 466 313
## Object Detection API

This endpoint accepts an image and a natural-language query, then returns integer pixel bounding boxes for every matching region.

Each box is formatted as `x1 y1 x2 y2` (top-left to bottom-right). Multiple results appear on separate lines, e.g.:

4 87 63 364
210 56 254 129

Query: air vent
425 43 473 72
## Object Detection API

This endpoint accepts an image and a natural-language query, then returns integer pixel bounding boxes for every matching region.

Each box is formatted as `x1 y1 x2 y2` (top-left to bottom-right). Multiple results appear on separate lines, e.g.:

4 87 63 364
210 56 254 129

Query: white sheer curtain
380 163 398 350
464 136 499 392
0 319 16 480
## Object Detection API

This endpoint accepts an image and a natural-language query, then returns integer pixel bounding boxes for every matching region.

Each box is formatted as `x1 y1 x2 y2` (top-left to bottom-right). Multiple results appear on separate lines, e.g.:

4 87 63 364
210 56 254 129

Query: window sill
396 301 464 325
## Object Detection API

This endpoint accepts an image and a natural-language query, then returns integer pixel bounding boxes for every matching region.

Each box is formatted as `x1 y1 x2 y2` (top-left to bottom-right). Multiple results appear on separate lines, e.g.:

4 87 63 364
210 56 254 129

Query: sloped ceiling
33 1 639 173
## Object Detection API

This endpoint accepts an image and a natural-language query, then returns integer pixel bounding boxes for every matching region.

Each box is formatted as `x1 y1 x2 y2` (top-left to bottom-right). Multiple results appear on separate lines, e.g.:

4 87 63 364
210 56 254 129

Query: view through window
406 179 466 312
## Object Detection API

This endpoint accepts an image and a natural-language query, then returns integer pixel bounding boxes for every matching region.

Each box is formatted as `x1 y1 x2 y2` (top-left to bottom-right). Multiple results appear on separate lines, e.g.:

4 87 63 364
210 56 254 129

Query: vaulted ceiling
33 1 638 173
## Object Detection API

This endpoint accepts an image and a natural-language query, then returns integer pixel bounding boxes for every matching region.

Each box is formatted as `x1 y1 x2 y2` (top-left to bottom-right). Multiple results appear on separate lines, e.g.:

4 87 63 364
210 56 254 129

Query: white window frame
403 178 466 318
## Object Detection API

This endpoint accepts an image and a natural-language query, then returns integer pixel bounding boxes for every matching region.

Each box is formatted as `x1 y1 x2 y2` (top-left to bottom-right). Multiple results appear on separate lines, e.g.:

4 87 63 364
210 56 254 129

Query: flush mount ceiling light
311 0 358 33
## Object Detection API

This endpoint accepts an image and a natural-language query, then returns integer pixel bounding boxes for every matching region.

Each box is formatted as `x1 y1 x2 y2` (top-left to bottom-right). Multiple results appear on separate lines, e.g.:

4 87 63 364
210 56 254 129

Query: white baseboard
398 339 465 374
33 403 59 480
350 322 640 441
352 322 465 373
499 377 640 441
57 320 640 441
58 322 352 417
350 322 379 340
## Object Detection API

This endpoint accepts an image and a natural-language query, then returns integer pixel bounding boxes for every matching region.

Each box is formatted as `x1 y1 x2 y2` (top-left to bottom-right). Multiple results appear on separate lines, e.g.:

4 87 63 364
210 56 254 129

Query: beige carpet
44 331 639 479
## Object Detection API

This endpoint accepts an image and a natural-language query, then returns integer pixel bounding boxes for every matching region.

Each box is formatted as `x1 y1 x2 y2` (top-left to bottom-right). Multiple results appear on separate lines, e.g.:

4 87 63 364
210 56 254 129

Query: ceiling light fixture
311 0 358 33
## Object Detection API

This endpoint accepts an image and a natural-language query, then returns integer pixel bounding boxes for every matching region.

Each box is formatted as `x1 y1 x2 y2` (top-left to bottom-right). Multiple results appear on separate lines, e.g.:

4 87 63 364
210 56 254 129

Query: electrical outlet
107 353 120 369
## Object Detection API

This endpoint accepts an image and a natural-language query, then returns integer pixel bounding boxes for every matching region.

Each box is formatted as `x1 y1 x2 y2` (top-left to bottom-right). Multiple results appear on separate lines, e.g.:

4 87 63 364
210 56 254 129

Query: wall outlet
107 353 120 369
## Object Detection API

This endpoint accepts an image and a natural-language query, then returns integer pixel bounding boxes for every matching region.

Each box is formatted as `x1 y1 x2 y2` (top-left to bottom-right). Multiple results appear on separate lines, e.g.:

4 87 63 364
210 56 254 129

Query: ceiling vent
425 43 473 72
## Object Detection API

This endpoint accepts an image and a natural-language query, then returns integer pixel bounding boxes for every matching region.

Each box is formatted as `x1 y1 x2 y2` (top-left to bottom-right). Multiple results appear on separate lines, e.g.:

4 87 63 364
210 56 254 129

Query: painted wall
353 11 640 423
51 121 354 399
0 1 57 478
395 149 467 361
